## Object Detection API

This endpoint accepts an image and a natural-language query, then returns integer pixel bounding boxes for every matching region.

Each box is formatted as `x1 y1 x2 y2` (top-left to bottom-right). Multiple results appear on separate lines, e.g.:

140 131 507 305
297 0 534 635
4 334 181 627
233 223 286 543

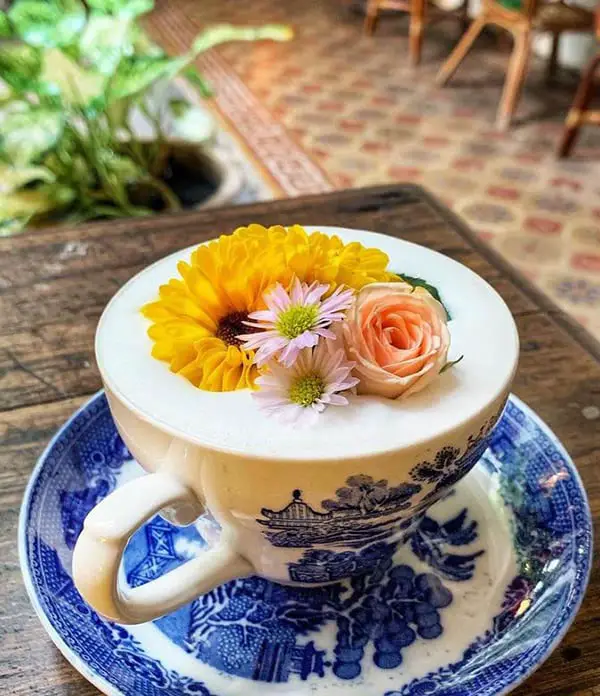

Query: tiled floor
149 0 600 340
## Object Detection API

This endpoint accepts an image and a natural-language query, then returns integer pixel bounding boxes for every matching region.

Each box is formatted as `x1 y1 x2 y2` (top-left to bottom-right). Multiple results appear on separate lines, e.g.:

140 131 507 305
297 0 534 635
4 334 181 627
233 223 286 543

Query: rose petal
341 281 451 398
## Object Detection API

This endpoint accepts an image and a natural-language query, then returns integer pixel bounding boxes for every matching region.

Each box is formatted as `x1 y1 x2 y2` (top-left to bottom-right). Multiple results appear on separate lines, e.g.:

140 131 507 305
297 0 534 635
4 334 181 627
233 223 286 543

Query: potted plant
0 0 292 234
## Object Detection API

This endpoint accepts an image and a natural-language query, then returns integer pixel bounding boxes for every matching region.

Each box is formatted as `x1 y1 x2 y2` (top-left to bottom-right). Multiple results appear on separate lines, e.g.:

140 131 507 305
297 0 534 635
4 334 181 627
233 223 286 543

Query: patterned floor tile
148 0 600 341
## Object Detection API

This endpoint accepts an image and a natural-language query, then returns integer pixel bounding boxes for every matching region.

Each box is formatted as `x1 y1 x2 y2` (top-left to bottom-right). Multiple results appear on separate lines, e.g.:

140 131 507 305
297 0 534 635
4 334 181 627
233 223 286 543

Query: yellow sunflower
142 224 398 392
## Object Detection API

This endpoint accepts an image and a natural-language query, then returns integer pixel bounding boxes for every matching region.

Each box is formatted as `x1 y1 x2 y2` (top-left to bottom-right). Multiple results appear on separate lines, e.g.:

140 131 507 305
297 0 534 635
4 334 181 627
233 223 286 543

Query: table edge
7 183 600 363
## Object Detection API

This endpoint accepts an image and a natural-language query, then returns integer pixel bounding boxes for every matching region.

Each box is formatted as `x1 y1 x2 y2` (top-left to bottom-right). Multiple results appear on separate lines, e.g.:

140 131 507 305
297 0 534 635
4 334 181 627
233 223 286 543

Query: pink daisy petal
246 310 277 323
280 403 308 424
290 277 304 304
239 329 280 347
252 343 358 425
321 289 354 315
294 332 320 350
304 282 329 306
327 393 349 406
314 327 337 340
279 342 302 368
245 277 354 368
267 284 292 313
255 340 290 366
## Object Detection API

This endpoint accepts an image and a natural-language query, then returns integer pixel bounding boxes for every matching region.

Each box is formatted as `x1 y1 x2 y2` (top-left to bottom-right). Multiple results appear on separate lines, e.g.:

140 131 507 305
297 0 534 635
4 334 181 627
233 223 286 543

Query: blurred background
1 0 599 338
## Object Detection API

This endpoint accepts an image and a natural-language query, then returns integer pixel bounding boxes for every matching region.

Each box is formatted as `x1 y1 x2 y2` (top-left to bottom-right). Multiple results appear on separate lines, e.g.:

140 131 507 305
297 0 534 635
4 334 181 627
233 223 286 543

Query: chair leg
546 32 560 83
409 0 426 66
436 15 486 86
364 0 382 35
459 0 470 33
558 53 600 157
496 28 531 131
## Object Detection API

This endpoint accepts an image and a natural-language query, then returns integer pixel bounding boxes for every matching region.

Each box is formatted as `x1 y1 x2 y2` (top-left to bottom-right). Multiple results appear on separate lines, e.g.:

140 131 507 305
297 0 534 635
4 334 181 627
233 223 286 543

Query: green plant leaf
109 23 292 105
0 164 55 193
0 184 74 218
128 24 164 57
0 43 42 93
79 13 132 75
85 0 154 16
169 102 215 143
98 148 142 183
191 23 293 54
8 0 86 48
0 100 30 116
0 108 64 165
168 98 188 119
0 81 12 104
107 54 188 103
183 67 213 98
0 216 30 236
0 11 12 37
39 48 107 107
398 273 451 320
440 355 464 374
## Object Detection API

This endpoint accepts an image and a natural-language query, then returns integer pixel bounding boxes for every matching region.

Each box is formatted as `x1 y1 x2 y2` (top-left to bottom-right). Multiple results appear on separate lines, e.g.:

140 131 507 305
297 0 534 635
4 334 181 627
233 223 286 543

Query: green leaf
107 54 188 103
0 108 64 165
0 184 74 218
128 25 164 57
0 164 55 193
40 48 107 107
398 273 451 320
0 43 42 93
79 13 132 75
85 0 154 17
109 23 292 105
169 102 215 143
168 98 188 119
0 11 12 38
440 355 464 374
98 148 141 183
183 67 213 99
0 216 30 236
8 0 86 48
0 81 12 103
191 23 293 55
0 100 30 116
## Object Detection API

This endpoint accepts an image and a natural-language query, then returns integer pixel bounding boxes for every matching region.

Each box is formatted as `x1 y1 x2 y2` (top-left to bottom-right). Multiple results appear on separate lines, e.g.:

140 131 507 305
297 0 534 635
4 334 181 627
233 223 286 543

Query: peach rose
341 282 451 399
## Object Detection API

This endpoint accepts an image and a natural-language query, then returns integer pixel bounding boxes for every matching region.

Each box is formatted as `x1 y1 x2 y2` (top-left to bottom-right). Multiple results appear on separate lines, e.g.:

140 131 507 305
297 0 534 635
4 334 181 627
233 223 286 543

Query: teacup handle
72 472 253 624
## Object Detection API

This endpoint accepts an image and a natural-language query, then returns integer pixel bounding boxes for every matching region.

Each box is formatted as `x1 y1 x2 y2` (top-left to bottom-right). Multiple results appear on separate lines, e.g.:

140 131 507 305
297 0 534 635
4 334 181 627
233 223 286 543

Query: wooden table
1 184 599 695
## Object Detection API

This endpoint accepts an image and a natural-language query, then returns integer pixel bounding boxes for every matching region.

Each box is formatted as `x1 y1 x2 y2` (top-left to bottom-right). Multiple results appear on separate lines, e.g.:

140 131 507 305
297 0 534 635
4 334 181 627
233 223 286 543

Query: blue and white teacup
73 227 518 624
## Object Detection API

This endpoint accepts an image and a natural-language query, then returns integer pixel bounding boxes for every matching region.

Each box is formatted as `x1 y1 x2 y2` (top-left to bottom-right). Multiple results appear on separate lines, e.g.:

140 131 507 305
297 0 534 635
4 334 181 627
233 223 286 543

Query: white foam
96 227 519 461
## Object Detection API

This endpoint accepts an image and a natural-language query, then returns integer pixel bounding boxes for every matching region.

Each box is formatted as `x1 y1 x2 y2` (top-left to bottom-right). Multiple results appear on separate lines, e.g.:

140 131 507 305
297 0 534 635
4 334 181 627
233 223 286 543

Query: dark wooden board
1 184 599 695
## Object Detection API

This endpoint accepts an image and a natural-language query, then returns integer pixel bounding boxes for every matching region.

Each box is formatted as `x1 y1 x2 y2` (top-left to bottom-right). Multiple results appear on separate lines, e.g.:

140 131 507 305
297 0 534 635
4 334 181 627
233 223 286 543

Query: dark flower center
216 312 249 346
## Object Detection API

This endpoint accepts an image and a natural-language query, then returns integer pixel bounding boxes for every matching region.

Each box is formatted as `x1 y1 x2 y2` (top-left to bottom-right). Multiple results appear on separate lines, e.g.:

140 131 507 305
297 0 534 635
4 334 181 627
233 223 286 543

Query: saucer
19 393 592 696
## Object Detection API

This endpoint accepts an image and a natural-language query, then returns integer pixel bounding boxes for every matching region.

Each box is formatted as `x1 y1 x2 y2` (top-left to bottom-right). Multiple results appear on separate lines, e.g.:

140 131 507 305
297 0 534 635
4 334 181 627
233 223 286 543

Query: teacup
73 226 518 624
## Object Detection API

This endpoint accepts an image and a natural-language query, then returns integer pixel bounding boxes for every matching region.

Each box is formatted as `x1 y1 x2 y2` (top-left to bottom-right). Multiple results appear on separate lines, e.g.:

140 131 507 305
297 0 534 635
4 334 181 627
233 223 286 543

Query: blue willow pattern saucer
19 393 592 696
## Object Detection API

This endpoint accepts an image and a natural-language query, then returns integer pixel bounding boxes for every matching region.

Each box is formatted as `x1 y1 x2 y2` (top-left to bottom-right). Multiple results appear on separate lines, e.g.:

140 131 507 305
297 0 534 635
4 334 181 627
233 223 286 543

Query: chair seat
533 2 595 32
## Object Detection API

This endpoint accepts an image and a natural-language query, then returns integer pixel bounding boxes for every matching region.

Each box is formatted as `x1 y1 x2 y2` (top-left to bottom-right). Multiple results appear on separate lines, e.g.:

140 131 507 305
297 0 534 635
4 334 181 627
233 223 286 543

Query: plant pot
188 143 244 211
127 139 244 213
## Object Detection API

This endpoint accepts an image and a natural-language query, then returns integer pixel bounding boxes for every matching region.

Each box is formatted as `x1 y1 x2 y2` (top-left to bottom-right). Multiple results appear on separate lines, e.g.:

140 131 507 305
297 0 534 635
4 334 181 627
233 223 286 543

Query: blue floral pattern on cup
21 393 592 696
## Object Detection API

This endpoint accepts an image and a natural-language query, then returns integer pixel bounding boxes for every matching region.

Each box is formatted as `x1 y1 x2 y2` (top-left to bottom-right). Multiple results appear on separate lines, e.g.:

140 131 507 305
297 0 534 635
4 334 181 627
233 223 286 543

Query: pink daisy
240 278 354 367
252 342 360 426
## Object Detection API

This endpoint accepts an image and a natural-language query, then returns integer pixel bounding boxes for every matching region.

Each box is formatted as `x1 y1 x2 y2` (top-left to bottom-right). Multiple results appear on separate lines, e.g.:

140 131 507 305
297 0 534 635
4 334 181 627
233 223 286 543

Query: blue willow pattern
23 393 591 696
50 398 484 684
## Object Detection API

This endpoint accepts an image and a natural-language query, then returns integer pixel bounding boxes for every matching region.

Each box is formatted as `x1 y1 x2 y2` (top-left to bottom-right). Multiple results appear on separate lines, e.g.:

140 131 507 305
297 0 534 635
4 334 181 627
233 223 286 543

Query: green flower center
276 304 319 339
289 373 325 407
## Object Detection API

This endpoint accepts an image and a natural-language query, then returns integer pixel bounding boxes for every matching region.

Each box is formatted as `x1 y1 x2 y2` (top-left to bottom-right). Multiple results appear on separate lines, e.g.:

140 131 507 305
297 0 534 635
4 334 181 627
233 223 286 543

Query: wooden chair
435 0 595 130
364 0 470 66
557 5 600 156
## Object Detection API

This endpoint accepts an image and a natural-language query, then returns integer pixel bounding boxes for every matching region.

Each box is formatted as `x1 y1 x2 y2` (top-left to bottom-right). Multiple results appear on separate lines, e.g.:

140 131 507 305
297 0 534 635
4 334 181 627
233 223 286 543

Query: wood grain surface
1 184 599 695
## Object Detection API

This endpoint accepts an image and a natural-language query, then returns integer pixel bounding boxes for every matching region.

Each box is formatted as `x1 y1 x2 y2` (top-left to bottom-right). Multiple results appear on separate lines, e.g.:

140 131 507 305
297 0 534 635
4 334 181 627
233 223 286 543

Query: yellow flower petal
142 224 395 392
